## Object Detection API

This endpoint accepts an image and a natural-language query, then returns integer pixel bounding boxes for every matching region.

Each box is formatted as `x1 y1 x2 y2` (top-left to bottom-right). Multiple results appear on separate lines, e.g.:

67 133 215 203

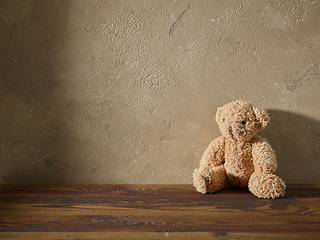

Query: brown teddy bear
193 100 286 199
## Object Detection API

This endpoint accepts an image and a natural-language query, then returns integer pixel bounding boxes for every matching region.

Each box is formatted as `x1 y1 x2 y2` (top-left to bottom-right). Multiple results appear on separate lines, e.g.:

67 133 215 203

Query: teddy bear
193 100 286 199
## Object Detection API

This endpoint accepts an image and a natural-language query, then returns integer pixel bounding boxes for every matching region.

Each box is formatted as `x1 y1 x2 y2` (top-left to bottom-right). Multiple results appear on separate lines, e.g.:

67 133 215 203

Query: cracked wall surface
1 0 320 184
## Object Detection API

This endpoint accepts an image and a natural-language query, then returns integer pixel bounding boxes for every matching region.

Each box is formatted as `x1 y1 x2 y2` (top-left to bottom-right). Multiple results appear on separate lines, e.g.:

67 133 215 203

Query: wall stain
287 64 320 92
161 134 173 142
169 4 190 36
43 157 58 172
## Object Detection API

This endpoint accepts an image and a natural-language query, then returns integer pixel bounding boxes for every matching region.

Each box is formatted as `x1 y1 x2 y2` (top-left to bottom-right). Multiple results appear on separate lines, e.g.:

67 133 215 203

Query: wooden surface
0 184 319 239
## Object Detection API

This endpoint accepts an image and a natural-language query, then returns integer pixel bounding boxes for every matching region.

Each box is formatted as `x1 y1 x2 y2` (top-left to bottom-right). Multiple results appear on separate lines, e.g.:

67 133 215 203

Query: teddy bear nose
241 121 246 125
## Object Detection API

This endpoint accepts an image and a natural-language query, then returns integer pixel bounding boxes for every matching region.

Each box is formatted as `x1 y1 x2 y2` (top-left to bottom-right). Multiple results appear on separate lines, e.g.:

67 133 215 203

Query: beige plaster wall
1 0 320 184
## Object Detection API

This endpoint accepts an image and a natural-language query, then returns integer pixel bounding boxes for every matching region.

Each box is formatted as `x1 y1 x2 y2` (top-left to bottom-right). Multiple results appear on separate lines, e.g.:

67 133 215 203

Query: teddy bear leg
248 172 286 199
193 165 228 194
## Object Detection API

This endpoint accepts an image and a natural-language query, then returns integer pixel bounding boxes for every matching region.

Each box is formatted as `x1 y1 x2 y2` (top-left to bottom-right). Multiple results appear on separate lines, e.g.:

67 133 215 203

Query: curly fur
193 100 286 199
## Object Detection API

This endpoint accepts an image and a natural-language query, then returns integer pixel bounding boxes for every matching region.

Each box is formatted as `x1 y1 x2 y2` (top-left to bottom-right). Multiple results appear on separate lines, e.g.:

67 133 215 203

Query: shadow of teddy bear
260 109 320 185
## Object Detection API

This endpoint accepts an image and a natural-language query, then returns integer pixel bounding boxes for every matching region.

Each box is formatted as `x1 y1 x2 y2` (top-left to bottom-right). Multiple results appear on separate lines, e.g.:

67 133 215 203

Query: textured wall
1 0 320 184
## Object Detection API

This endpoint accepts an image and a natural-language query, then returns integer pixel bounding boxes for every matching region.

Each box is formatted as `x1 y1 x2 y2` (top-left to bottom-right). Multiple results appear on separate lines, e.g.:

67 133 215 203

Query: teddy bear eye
241 121 246 125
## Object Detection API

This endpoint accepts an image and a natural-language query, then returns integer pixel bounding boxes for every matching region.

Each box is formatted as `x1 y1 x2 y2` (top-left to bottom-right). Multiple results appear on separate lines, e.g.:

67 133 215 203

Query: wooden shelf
0 184 319 239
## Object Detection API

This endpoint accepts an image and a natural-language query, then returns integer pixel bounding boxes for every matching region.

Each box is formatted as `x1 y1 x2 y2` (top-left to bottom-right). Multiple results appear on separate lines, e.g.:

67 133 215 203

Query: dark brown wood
0 184 319 239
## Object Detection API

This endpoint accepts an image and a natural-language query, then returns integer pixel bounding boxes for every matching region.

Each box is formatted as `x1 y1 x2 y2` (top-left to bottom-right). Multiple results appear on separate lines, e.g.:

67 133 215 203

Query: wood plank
0 184 319 238
0 232 320 240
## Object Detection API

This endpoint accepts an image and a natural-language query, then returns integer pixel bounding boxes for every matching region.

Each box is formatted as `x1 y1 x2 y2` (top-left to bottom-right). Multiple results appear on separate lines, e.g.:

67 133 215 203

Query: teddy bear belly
224 160 254 189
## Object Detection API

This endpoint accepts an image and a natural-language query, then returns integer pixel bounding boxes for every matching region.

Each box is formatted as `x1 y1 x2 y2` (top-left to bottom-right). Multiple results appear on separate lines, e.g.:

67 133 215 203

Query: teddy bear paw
193 166 227 194
248 173 286 199
192 168 207 194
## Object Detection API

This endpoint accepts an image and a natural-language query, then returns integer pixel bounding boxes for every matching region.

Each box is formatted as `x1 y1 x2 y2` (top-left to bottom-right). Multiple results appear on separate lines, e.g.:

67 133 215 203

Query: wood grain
0 184 319 239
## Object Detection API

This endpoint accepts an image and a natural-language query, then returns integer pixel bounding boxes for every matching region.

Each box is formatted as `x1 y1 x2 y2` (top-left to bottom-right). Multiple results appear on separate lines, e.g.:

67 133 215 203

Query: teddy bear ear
215 107 224 123
253 107 270 130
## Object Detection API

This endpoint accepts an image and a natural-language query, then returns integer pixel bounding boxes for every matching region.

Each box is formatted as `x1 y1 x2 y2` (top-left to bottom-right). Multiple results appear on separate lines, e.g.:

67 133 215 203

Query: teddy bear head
215 100 270 142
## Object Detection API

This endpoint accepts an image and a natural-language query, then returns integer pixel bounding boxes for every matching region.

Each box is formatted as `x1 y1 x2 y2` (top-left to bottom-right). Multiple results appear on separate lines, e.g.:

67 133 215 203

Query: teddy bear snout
229 122 254 141
228 126 234 137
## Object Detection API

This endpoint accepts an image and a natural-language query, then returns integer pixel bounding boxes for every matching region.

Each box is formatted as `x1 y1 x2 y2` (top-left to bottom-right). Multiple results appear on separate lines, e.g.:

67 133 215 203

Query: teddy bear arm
249 138 286 199
199 136 225 169
252 139 277 174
